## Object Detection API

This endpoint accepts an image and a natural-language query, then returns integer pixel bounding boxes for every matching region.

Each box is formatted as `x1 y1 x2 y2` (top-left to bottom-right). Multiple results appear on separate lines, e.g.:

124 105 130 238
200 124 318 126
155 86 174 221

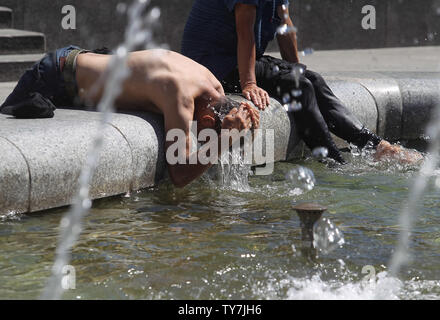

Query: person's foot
374 140 424 164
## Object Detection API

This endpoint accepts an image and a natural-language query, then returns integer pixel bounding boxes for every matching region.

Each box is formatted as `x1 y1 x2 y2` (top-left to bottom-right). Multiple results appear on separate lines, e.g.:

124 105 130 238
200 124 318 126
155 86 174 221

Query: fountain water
41 0 161 299
388 94 440 277
217 139 253 192
37 0 439 300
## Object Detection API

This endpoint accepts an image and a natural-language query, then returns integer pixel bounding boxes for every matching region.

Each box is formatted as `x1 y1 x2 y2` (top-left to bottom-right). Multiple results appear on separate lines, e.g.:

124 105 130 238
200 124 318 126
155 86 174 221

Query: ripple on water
1 158 439 299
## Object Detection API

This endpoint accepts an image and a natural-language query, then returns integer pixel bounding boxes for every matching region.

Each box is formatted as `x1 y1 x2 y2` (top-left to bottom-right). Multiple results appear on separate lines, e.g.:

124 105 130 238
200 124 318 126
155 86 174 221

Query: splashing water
276 24 298 36
387 102 440 279
313 218 345 255
217 140 253 192
281 89 302 112
283 101 302 113
291 89 302 97
312 147 329 160
285 166 316 195
301 48 314 56
0 211 21 221
292 65 304 88
41 0 161 299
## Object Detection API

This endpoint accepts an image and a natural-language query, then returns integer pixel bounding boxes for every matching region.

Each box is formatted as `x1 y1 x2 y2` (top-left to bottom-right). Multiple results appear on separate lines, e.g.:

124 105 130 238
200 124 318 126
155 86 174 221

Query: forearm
237 33 257 89
277 18 300 63
235 4 258 90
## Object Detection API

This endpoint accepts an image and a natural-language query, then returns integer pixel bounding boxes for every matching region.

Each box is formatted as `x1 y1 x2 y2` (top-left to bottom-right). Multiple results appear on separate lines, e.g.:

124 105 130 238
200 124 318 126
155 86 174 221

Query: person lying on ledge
181 0 423 164
0 46 260 188
0 45 421 191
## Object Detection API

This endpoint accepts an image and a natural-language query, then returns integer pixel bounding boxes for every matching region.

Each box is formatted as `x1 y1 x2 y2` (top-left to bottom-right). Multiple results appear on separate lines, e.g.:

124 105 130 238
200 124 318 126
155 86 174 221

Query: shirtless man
1 46 260 188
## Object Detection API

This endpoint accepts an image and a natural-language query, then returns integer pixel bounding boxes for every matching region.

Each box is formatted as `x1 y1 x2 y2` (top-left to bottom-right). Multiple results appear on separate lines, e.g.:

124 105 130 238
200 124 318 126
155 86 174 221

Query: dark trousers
222 55 381 163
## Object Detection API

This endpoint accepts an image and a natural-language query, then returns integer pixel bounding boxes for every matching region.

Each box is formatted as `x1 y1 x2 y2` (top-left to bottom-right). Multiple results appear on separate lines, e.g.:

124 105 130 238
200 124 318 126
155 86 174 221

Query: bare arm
235 3 270 109
164 99 217 188
276 5 300 63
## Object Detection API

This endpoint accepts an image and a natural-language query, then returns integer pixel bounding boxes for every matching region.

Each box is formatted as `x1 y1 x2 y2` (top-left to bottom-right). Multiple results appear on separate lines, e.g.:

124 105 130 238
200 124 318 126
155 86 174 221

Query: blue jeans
1 45 81 111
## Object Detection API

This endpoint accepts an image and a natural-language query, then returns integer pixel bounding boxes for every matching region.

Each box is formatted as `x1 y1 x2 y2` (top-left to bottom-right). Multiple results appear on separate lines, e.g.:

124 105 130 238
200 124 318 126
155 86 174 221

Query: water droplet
116 46 128 58
116 3 127 14
291 66 304 88
149 7 161 20
291 244 297 253
60 217 70 228
291 89 302 97
286 166 316 191
301 48 314 56
283 101 302 112
313 218 345 254
276 24 298 35
82 199 92 210
312 147 329 159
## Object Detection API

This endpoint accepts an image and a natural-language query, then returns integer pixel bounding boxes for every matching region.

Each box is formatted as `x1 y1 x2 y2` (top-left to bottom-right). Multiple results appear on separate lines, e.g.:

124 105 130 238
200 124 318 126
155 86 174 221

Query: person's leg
1 50 61 113
255 56 346 163
286 75 346 163
222 56 345 163
304 70 381 149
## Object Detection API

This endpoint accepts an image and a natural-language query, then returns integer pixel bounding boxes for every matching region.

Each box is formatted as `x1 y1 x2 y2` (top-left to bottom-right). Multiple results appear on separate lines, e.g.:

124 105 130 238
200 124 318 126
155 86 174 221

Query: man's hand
242 82 270 110
221 102 260 131
157 50 225 104
374 140 424 165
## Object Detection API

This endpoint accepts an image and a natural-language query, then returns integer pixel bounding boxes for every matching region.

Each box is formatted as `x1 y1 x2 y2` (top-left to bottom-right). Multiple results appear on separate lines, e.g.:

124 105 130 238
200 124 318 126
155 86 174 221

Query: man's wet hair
210 96 241 132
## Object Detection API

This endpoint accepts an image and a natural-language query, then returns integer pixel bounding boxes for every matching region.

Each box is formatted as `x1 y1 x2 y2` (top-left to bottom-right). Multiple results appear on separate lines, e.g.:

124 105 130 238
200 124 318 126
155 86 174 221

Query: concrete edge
1 71 439 214
322 71 440 142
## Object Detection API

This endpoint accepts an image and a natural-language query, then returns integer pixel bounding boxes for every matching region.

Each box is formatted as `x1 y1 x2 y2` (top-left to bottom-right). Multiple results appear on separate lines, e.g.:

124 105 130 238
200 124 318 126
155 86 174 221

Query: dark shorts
1 45 85 112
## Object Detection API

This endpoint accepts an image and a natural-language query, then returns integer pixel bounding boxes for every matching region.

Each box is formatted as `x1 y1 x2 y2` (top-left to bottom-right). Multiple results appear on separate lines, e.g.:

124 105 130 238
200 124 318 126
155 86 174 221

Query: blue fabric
182 0 289 80
0 45 79 110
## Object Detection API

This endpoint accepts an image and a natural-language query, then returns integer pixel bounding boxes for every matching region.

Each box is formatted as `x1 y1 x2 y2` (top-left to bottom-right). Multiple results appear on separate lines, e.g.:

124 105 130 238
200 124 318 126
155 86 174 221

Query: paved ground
268 46 440 72
1 46 439 105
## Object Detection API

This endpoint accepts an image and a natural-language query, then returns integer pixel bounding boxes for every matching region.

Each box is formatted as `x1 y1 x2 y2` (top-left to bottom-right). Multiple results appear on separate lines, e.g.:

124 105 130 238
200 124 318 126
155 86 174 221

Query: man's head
194 96 242 133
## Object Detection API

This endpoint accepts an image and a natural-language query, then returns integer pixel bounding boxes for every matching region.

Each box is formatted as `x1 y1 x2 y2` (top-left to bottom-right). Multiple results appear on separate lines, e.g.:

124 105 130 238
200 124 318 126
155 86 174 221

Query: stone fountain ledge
1 71 439 215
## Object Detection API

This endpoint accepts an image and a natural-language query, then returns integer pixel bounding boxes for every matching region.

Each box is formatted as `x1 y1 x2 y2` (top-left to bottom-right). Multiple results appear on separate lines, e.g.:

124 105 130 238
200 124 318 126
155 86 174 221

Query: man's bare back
75 49 260 187
76 50 224 116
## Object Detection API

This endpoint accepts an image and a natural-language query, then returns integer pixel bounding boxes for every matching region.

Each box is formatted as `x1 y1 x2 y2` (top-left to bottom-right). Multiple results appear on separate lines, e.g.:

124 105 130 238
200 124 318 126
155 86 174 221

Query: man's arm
235 3 270 109
276 4 300 63
164 103 216 188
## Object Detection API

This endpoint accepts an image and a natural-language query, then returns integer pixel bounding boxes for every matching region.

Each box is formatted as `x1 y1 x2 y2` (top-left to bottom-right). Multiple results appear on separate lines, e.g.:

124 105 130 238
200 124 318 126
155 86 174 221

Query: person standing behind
181 0 392 164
